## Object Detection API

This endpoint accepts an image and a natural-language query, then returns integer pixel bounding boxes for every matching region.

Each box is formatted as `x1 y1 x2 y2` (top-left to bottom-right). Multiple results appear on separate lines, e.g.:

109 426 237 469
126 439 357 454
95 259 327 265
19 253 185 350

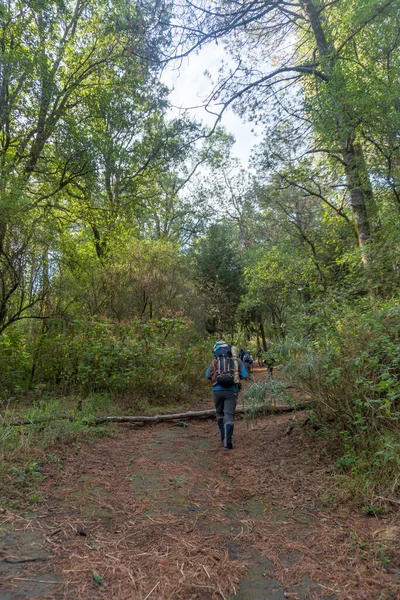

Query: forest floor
0 368 399 600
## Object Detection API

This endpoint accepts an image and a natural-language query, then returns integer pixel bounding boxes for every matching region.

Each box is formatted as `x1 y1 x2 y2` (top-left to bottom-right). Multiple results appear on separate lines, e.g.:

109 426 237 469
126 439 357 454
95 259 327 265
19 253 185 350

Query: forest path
1 370 399 599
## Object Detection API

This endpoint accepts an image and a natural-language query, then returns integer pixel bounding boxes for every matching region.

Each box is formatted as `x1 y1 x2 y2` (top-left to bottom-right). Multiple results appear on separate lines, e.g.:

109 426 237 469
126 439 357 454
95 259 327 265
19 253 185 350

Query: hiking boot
224 423 234 450
217 418 224 443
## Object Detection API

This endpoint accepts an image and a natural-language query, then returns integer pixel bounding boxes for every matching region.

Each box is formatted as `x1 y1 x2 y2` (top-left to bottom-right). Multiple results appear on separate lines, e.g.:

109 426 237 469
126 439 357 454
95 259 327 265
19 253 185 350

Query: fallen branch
3 403 308 427
94 403 308 424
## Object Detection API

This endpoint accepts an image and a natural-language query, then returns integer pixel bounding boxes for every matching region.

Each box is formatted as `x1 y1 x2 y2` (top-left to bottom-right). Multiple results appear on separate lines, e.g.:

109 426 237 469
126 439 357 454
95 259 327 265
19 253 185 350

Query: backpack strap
211 358 218 385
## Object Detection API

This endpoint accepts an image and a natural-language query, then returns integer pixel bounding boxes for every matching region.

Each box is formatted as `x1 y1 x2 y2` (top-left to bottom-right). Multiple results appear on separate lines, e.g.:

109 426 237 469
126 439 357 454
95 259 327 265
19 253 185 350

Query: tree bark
259 315 267 351
342 140 372 267
29 251 50 387
92 225 106 260
353 142 380 230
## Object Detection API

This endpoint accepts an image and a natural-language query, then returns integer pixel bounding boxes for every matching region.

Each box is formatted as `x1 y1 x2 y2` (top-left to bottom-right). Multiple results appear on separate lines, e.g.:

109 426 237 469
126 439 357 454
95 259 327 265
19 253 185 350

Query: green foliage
279 299 400 500
285 302 399 436
0 316 210 402
362 505 388 517
10 462 44 483
0 328 31 393
335 454 357 472
93 572 104 586
241 378 294 418
191 222 244 335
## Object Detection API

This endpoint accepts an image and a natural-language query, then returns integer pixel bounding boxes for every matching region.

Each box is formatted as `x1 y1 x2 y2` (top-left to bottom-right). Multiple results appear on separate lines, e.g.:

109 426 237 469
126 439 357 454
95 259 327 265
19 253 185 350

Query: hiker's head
213 340 231 358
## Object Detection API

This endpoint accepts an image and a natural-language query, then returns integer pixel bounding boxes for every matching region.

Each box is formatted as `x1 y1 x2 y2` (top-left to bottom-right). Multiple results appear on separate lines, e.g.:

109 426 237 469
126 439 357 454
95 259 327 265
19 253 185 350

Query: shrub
241 379 294 418
0 327 31 393
279 299 400 500
0 317 211 404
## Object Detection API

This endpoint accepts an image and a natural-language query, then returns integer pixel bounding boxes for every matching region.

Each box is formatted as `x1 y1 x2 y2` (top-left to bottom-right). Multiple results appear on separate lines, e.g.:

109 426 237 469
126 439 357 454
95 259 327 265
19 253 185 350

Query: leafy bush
279 299 400 500
0 327 31 394
284 302 399 437
0 317 210 403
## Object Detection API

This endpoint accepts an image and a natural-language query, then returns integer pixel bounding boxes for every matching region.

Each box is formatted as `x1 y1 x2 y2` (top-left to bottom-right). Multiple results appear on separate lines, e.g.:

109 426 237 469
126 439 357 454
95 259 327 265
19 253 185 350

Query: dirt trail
1 370 399 599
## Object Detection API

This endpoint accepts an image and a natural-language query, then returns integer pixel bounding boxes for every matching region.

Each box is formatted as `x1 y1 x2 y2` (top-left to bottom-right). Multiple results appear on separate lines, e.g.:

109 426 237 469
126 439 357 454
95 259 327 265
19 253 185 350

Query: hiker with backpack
243 349 254 374
256 346 263 367
264 352 276 378
206 341 248 450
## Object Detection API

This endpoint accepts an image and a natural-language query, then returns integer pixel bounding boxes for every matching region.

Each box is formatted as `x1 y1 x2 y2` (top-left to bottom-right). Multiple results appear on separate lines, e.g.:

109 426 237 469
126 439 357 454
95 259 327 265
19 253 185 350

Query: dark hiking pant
244 361 252 373
213 389 237 449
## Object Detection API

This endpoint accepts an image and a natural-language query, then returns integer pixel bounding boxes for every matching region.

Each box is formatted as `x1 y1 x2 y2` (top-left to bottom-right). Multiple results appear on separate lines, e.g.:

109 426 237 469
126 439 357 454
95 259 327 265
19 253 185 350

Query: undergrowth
272 299 400 506
0 397 114 509
241 378 295 417
0 317 210 402
0 383 204 509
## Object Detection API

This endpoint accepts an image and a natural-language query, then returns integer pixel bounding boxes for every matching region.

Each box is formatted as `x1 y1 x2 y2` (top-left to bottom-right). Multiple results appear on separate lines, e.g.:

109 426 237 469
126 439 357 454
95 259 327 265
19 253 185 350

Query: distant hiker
256 346 263 367
206 341 248 450
238 348 245 361
243 349 254 373
264 352 276 378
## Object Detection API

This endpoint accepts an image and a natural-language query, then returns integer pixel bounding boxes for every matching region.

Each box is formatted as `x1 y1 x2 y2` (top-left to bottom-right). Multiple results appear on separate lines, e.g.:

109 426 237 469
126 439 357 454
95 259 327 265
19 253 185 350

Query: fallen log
3 403 309 427
93 403 309 424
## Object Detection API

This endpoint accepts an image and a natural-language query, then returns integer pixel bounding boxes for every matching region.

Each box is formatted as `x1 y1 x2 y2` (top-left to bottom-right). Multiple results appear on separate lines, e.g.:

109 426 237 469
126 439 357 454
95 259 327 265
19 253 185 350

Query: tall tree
0 0 171 331
191 222 244 335
167 0 400 271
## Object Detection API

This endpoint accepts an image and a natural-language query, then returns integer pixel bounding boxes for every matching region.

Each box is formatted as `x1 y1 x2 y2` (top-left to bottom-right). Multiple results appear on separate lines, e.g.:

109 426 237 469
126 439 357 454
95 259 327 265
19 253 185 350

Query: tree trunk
259 315 267 351
353 142 380 231
29 251 50 387
342 140 372 267
301 0 374 272
92 225 106 260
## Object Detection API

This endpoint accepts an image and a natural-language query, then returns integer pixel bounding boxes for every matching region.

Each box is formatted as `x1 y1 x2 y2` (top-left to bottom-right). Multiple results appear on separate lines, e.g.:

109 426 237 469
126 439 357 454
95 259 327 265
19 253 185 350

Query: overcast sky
162 43 263 168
